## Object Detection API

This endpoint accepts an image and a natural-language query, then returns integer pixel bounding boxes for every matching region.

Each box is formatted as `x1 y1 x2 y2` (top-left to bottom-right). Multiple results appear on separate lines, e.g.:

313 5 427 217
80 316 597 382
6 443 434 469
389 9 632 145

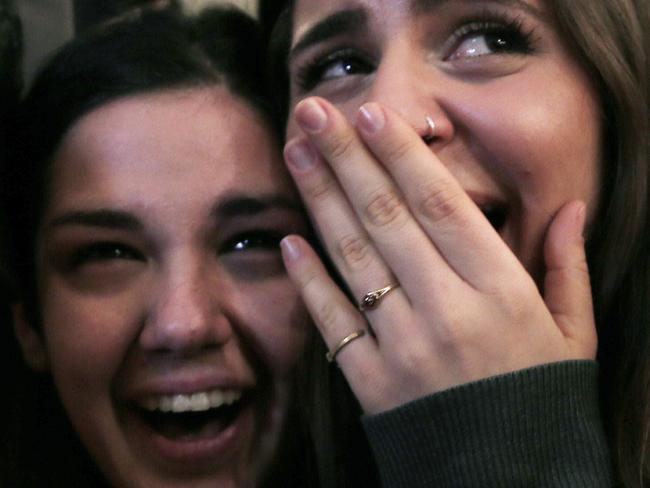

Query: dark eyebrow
46 196 301 232
212 195 303 220
411 0 546 21
289 8 367 62
47 209 143 231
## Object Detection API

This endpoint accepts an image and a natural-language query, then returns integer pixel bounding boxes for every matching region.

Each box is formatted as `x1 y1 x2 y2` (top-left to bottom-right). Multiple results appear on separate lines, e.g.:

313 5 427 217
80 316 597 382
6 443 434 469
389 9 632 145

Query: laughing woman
271 0 650 486
2 6 317 487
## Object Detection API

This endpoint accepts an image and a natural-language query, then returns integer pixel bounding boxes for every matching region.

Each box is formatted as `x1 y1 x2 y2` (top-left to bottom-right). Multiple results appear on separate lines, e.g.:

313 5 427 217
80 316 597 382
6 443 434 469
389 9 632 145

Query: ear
12 303 50 372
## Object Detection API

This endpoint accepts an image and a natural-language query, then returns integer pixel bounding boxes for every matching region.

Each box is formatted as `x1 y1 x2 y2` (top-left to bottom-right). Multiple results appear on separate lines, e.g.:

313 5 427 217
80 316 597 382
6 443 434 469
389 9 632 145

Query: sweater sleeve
362 360 614 487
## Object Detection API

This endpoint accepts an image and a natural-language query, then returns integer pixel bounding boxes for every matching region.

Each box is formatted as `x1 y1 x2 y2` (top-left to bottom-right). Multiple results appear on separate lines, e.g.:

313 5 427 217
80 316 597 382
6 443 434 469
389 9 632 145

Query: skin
14 87 310 487
280 0 601 414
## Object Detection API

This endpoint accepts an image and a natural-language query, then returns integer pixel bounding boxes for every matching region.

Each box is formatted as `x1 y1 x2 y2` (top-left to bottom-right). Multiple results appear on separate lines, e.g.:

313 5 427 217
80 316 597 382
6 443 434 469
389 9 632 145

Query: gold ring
326 329 366 363
358 283 399 311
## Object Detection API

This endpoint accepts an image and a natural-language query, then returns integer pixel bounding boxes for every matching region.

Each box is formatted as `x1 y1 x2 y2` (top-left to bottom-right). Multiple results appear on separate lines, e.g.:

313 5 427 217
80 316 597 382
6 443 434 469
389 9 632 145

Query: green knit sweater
363 361 613 487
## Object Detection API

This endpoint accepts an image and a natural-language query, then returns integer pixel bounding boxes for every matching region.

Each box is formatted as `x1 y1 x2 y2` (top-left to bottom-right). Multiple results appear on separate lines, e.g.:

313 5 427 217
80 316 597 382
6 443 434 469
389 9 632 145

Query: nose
139 260 232 354
363 43 454 146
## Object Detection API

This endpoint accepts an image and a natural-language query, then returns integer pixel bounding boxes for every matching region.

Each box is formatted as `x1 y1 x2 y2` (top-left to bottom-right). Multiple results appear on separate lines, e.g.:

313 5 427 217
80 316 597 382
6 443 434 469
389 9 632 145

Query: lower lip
123 402 254 471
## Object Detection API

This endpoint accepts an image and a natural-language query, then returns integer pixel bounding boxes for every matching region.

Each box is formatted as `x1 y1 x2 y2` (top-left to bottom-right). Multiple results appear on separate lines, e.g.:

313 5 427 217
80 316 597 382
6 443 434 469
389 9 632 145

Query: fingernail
296 99 328 133
357 103 385 134
285 139 317 171
280 236 301 262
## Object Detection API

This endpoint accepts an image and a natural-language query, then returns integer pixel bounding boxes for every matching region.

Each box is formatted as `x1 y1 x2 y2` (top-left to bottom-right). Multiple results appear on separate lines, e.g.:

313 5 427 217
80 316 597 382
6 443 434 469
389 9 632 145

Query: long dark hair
544 3 650 486
269 0 650 486
1 5 317 486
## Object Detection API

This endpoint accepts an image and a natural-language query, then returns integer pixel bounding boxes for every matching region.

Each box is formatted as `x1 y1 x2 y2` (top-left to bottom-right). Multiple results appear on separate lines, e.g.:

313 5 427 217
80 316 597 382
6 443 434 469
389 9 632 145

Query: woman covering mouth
270 0 650 486
3 5 315 487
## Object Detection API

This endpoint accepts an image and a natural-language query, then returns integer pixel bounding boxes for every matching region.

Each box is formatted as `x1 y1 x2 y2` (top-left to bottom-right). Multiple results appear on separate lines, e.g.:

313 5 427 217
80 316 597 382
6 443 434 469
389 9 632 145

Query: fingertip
569 200 587 240
280 235 305 264
357 103 386 136
294 97 329 133
544 200 587 269
284 137 318 172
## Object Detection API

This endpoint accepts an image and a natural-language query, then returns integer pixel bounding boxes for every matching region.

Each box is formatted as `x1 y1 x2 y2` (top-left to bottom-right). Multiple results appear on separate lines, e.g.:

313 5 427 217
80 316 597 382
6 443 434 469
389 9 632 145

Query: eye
446 17 536 61
219 230 288 281
220 230 284 254
68 242 144 269
295 48 374 92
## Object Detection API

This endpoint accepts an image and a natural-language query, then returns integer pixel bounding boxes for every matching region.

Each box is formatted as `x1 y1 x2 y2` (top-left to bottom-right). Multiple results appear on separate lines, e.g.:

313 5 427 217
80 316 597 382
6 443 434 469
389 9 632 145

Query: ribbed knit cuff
362 361 614 487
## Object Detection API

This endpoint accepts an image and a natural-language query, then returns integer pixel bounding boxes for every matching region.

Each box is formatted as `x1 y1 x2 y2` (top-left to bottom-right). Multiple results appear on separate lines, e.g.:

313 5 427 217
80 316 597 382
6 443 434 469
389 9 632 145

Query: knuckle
326 132 356 162
364 187 407 228
573 255 590 278
296 265 320 291
337 234 373 272
304 172 335 202
394 344 430 376
418 181 463 224
353 361 377 390
423 305 473 351
314 300 341 334
384 137 418 166
433 319 465 351
497 284 536 323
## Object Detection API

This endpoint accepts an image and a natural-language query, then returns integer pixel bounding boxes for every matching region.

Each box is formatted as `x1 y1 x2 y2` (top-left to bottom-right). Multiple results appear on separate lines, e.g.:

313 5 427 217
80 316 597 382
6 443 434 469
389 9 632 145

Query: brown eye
219 230 287 281
220 231 283 254
446 17 536 61
296 48 374 92
68 242 144 269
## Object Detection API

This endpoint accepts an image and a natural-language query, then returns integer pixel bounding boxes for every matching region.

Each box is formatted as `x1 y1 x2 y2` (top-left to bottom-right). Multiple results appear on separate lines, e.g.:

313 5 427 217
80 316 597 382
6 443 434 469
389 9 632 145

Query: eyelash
446 12 536 59
295 47 374 92
294 10 537 92
67 242 144 269
66 229 285 268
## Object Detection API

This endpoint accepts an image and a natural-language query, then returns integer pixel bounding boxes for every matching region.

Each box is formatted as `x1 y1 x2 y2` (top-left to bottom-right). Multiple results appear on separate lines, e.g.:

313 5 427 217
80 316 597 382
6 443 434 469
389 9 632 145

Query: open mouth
136 389 249 441
479 203 508 231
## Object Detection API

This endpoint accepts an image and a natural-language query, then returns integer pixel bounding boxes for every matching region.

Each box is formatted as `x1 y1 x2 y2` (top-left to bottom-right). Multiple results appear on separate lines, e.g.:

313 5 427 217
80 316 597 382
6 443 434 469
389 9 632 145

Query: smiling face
21 88 309 487
286 0 602 279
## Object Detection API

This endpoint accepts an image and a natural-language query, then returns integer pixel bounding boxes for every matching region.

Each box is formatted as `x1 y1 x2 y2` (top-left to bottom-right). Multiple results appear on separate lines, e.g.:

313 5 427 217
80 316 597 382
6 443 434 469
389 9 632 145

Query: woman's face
286 0 602 278
26 88 309 487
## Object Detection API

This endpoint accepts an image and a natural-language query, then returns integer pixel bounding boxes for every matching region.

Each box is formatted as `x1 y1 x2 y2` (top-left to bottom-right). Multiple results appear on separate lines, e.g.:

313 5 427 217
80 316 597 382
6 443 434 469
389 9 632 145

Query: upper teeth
142 389 242 413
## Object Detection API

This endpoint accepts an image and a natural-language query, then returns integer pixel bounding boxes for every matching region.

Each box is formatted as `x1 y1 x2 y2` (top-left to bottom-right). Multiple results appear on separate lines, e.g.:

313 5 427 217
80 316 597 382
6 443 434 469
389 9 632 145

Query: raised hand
281 97 596 415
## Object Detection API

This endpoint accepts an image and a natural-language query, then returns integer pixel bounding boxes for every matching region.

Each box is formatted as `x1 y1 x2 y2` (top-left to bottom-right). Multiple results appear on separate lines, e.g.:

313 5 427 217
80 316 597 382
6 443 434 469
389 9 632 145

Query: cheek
40 282 139 401
458 73 602 209
236 280 309 374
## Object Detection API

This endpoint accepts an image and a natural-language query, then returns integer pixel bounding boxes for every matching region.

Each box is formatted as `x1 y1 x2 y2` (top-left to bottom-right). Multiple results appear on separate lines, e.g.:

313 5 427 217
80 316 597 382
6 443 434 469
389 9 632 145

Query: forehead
47 88 290 214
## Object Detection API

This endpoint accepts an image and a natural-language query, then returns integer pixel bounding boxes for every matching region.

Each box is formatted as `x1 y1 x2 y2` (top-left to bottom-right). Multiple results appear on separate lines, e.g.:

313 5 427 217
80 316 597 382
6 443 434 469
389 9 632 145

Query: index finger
355 102 525 292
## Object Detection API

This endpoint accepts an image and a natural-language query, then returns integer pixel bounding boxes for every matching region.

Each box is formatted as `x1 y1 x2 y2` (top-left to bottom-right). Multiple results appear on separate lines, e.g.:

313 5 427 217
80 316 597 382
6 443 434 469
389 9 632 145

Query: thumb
543 200 597 358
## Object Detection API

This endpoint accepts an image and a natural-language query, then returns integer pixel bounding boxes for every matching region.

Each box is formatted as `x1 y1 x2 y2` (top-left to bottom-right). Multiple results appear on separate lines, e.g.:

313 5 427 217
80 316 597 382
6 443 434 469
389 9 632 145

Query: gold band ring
326 329 367 363
358 283 400 311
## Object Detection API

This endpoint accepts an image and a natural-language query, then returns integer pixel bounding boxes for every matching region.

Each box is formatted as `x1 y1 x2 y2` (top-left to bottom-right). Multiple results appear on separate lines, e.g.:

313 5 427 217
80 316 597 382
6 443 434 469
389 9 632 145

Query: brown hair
544 2 650 486
270 0 650 486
